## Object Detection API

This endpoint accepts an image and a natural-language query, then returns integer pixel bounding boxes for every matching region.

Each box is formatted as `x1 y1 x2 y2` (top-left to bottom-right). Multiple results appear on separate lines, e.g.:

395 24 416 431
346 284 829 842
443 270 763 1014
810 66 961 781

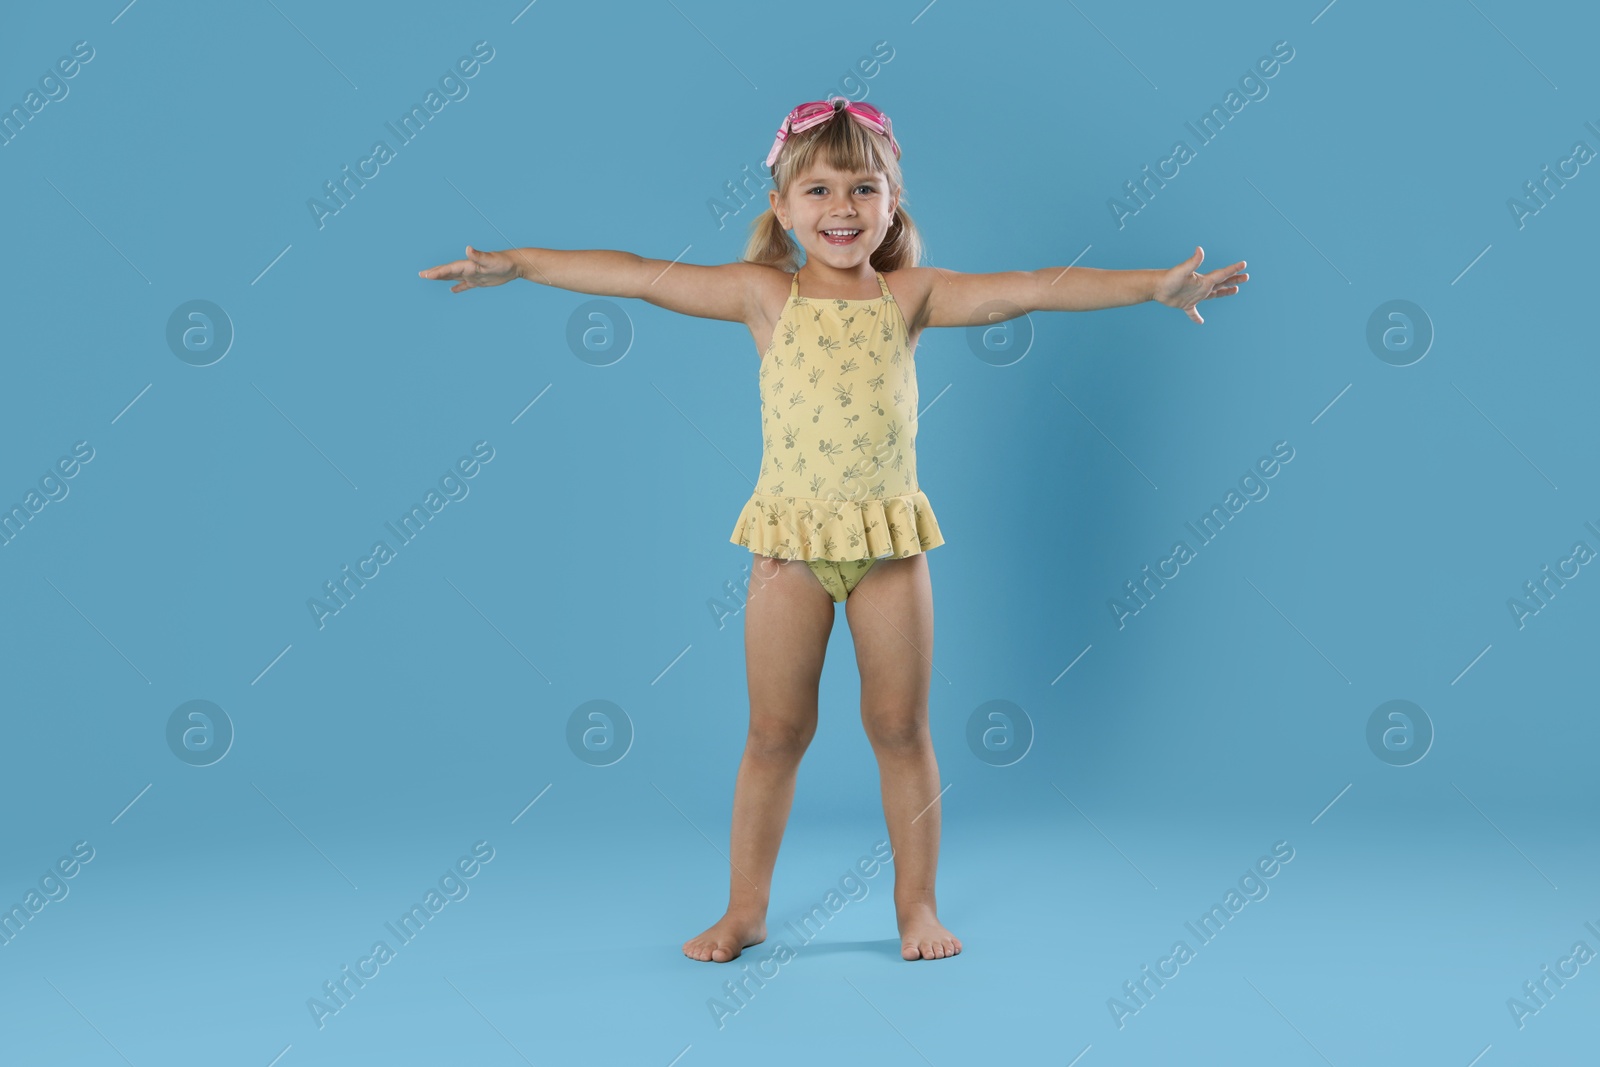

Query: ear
769 188 786 229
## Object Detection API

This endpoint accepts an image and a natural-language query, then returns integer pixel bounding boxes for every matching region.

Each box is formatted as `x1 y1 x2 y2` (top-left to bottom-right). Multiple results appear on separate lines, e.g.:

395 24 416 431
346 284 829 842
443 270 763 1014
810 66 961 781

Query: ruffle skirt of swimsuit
729 489 944 561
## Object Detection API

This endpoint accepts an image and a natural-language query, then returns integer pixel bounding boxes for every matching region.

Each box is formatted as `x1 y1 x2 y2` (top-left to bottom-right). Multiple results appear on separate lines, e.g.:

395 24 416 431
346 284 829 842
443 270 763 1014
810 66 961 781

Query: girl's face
771 160 898 270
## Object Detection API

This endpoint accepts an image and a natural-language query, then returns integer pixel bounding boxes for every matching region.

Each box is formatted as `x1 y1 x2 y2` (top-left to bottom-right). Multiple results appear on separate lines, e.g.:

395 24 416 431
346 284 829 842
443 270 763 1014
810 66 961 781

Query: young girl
419 96 1248 963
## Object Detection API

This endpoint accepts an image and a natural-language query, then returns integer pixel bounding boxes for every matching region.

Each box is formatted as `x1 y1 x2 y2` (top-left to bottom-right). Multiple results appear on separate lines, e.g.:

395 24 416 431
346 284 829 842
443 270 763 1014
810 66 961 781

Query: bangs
776 108 899 188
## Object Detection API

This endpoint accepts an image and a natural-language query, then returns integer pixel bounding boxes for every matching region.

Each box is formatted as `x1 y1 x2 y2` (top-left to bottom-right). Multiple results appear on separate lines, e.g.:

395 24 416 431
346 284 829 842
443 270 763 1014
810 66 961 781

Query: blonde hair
741 101 925 274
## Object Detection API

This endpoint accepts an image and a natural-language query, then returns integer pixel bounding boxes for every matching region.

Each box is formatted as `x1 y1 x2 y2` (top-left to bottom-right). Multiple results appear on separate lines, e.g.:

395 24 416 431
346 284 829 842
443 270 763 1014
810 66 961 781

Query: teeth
823 229 859 236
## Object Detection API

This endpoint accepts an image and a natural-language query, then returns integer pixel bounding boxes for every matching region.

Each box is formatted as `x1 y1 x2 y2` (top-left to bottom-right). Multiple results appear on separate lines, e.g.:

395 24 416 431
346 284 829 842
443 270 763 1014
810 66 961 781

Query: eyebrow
798 173 881 184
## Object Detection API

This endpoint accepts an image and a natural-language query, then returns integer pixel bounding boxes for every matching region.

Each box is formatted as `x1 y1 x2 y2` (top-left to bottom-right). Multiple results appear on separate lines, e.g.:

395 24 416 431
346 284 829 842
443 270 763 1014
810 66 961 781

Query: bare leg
845 552 962 960
683 553 836 962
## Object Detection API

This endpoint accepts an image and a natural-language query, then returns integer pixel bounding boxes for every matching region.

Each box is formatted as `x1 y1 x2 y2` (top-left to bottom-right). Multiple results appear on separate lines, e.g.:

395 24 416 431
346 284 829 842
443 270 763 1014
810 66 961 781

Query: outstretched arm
418 246 761 324
915 245 1248 328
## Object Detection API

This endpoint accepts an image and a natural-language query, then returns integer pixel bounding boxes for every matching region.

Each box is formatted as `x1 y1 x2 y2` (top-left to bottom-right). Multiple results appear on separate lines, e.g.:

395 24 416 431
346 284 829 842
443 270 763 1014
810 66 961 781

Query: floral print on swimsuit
729 270 945 563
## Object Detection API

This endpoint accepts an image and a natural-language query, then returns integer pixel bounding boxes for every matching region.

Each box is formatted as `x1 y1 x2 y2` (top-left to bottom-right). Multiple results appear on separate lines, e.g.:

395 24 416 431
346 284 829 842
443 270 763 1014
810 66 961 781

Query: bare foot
683 910 767 962
897 903 962 960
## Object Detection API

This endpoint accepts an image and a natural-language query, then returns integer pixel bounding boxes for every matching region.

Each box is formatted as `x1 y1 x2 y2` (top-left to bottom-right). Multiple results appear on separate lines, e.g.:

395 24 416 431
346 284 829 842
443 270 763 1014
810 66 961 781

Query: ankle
894 896 938 916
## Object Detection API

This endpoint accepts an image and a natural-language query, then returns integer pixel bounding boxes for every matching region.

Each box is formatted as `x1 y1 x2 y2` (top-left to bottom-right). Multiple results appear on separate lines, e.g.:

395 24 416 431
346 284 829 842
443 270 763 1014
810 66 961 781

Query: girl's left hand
1154 246 1248 324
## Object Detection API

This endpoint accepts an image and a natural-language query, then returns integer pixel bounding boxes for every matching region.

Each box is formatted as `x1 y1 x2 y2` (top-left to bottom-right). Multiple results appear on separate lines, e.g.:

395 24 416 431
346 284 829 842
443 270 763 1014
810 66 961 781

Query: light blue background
2 1 1596 1064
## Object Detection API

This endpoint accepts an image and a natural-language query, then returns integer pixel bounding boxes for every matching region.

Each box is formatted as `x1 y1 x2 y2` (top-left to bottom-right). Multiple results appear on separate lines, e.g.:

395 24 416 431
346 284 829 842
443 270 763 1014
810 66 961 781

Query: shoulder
737 262 796 324
881 266 940 334
742 262 794 304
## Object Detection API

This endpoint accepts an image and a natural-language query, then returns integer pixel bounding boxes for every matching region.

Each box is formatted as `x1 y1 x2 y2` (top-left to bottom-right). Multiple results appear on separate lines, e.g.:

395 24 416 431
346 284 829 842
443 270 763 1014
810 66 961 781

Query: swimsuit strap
789 272 800 298
874 271 892 299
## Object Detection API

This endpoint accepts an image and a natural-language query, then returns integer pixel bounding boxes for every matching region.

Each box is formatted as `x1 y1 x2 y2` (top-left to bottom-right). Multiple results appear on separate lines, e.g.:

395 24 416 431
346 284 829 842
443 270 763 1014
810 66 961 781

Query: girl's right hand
417 245 521 293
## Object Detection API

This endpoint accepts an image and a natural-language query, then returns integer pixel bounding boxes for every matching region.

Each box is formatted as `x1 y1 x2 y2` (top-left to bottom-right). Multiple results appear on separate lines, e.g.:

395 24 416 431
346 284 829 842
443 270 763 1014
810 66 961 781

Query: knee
861 711 929 753
746 720 815 761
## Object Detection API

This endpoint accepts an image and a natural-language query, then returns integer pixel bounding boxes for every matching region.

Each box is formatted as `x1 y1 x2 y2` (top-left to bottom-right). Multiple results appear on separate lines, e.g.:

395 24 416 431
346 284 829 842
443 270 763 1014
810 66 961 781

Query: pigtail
870 200 924 274
741 206 802 272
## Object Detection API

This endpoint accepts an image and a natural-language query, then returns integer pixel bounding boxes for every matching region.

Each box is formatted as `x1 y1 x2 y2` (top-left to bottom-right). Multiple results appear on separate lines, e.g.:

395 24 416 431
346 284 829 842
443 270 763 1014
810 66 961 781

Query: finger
1189 306 1204 324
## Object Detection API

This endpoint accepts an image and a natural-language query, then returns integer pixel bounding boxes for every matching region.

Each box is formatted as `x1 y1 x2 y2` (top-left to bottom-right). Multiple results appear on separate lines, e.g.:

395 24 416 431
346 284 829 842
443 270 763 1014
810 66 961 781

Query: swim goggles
765 95 902 168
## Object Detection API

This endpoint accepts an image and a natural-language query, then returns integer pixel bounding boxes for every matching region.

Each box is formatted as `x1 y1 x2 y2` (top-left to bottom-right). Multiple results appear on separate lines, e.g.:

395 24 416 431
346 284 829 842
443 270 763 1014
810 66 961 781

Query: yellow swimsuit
729 270 944 601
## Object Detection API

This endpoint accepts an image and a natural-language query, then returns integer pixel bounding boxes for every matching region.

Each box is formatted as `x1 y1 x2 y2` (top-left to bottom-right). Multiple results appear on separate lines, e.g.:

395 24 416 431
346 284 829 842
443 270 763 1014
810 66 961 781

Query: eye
807 183 877 195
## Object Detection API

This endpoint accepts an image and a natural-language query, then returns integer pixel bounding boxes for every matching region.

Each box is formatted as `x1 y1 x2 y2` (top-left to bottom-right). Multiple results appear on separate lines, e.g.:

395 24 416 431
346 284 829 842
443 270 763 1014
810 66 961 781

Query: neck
799 263 876 295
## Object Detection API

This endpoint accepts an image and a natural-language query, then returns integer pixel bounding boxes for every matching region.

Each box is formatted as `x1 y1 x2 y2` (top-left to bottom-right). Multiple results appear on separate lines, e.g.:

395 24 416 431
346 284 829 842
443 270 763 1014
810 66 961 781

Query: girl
419 96 1248 963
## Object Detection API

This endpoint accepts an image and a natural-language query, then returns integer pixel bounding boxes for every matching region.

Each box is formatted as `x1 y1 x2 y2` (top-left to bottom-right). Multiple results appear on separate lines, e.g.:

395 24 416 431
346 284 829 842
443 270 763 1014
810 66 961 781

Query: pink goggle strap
765 95 901 168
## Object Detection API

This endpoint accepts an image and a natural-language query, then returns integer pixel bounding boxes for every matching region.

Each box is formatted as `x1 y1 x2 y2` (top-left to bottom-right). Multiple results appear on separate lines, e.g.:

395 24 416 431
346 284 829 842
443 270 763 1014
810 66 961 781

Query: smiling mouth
821 229 862 244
